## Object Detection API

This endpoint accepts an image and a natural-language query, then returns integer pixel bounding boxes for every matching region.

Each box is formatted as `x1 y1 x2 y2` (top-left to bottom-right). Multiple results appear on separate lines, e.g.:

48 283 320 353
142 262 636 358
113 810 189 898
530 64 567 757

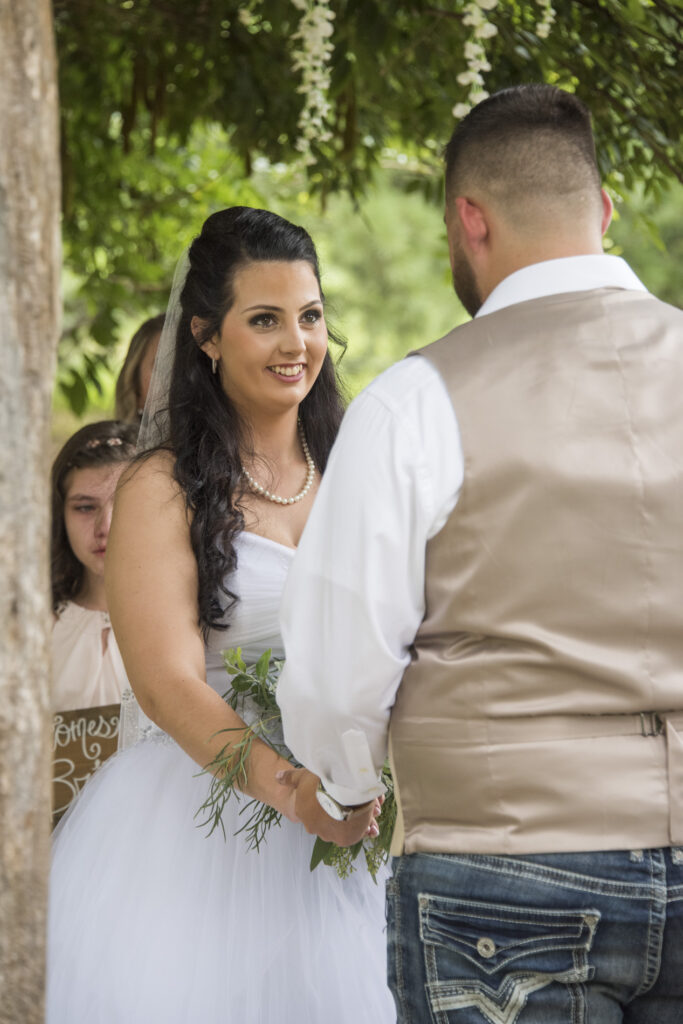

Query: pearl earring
211 358 217 375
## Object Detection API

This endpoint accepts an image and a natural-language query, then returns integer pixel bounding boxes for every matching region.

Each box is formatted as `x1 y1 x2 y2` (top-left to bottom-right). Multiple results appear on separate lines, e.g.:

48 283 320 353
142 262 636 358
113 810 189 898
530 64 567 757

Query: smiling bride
46 207 394 1024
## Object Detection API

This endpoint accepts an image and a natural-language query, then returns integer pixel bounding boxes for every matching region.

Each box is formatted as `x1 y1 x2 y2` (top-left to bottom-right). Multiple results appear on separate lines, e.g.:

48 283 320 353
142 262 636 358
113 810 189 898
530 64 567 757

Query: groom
278 84 683 1020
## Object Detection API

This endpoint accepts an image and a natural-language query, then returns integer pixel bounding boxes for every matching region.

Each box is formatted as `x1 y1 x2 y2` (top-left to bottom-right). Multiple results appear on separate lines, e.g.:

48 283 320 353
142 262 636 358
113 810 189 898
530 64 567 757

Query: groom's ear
600 188 613 236
454 197 489 252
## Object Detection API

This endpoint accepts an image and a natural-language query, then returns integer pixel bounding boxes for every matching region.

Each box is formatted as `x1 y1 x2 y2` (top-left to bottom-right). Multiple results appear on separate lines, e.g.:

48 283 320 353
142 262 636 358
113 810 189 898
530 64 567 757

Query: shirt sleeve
278 357 463 805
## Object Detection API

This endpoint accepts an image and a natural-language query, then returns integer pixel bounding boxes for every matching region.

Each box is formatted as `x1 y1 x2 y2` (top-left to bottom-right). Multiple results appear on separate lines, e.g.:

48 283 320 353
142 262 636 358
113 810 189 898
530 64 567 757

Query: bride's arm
105 452 296 818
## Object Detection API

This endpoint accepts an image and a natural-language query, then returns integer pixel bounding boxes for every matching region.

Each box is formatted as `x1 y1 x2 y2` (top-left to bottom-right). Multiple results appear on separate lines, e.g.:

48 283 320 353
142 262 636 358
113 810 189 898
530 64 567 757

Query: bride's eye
250 313 277 328
301 308 322 324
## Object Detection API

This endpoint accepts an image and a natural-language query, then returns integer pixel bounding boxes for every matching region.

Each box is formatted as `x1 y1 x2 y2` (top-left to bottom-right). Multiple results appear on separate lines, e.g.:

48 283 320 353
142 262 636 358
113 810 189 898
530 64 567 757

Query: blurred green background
53 169 682 450
52 0 683 451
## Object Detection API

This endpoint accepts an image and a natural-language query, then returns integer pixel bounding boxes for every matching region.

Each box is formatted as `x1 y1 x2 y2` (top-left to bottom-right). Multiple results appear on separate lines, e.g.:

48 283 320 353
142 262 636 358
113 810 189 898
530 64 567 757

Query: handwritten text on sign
52 703 120 827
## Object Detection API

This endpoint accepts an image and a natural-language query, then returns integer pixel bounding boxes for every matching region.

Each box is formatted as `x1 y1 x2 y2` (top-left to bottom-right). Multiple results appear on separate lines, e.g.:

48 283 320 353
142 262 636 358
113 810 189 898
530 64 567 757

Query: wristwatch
316 783 371 822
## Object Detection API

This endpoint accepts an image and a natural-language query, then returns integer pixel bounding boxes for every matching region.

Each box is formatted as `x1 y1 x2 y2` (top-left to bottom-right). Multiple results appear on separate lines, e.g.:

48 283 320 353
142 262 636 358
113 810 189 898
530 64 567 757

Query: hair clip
84 436 125 450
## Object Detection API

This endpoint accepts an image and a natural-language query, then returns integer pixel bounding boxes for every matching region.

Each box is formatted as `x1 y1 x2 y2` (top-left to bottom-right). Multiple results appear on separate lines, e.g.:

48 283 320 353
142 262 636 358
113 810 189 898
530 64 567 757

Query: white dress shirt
278 255 648 806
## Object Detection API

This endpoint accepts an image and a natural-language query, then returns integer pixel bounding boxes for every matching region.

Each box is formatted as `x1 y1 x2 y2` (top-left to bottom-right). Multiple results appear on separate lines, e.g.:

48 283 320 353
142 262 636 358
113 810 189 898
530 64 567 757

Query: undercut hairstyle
148 206 347 638
444 84 602 226
51 420 138 612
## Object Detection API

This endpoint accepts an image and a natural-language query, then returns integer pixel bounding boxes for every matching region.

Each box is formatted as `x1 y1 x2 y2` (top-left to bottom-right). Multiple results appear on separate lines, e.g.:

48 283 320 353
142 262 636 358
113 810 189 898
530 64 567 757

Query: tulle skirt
47 735 395 1023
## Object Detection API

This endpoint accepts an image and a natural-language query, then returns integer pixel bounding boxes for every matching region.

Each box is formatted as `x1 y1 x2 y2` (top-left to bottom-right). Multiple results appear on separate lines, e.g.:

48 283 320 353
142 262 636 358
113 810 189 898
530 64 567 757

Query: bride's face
205 260 328 420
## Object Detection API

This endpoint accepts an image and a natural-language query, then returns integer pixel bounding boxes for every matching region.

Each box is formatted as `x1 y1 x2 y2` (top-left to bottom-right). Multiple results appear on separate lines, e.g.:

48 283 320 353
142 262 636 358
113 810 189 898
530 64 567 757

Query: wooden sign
52 703 120 828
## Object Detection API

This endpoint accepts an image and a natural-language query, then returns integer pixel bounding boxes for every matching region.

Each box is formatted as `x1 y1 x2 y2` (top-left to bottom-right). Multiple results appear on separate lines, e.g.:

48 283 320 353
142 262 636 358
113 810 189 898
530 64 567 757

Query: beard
450 241 482 318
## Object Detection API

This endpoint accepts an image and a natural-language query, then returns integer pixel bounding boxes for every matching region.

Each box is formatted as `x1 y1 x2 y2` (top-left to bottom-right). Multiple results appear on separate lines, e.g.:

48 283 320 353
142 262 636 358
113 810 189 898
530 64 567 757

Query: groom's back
391 286 683 856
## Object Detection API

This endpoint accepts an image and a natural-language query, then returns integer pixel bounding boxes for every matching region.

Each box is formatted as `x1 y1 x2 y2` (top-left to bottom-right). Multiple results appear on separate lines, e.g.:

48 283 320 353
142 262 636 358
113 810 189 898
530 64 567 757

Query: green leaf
626 0 646 22
229 672 255 693
60 372 89 416
223 647 246 674
310 837 335 872
254 649 272 681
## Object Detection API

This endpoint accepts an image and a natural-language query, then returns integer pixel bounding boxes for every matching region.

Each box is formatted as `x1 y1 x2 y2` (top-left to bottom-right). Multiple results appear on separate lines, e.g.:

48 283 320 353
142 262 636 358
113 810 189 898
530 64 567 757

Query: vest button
476 937 496 958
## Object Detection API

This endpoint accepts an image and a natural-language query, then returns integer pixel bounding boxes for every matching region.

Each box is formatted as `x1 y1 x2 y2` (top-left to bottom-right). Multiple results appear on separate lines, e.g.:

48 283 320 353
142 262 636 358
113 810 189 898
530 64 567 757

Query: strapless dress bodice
120 531 294 748
204 531 294 697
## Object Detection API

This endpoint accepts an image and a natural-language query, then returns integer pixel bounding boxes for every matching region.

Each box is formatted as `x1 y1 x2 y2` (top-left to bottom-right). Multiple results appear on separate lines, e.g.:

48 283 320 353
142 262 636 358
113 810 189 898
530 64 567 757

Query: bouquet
196 648 395 881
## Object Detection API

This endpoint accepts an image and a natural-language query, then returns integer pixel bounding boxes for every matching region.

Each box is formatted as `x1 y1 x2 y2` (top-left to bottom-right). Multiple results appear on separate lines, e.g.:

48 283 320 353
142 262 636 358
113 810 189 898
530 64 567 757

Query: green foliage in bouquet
309 761 396 882
196 648 285 852
196 648 395 882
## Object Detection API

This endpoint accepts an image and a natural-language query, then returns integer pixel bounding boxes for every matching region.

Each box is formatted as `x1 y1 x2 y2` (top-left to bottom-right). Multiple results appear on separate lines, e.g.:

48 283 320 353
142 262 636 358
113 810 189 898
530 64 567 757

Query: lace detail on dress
117 688 139 750
117 687 172 749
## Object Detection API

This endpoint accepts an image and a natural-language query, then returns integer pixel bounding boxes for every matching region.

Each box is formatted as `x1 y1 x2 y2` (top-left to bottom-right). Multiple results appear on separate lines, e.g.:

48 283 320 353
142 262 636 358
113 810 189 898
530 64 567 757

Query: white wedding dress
47 532 395 1023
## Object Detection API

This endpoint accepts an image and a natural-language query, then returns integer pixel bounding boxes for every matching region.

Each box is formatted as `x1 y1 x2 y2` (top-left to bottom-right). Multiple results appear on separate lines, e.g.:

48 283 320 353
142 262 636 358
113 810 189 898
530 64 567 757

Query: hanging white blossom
290 0 335 165
236 0 264 30
453 0 499 120
237 6 257 28
535 0 556 39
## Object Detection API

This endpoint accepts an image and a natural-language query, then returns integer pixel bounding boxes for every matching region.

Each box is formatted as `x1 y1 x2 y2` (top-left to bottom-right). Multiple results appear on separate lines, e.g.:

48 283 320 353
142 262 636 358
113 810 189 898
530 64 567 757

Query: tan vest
389 288 683 856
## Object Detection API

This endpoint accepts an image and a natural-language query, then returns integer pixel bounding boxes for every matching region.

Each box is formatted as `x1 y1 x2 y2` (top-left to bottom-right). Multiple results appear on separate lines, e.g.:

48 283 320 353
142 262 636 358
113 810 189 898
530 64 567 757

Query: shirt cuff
320 775 386 807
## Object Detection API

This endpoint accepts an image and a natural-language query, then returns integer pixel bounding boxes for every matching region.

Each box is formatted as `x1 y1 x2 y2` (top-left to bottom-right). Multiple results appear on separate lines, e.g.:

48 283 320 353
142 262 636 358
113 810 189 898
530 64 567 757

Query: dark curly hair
51 420 139 613
155 207 346 637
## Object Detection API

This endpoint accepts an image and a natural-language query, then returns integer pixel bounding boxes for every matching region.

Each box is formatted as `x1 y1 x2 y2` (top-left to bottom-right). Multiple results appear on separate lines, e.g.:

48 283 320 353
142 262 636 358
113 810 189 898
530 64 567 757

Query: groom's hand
276 767 379 846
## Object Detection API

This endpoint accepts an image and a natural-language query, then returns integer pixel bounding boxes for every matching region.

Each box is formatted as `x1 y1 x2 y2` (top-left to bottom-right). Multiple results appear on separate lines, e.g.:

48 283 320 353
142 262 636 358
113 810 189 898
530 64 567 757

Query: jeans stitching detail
424 971 563 1024
419 889 594 1022
570 949 586 1024
422 853 655 899
422 893 597 924
632 849 667 999
393 850 683 1021
421 896 598 975
423 943 446 1024
389 858 411 1023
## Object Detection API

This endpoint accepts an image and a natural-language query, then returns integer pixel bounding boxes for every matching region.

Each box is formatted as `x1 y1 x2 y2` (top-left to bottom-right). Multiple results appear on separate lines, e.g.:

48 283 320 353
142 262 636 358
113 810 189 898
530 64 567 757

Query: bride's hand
276 767 380 846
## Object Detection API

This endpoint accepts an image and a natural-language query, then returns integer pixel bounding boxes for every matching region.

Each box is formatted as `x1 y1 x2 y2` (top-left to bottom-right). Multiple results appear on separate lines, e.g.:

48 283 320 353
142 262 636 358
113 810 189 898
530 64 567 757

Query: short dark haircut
444 84 601 223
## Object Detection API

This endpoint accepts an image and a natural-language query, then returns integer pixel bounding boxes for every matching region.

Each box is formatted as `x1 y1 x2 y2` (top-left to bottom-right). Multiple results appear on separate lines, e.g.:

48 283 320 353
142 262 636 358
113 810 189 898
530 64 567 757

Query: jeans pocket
419 894 599 1024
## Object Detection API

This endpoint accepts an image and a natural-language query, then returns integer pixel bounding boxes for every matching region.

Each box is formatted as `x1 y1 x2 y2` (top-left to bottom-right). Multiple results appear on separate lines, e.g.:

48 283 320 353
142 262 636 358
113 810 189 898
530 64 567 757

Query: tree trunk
0 1 61 1020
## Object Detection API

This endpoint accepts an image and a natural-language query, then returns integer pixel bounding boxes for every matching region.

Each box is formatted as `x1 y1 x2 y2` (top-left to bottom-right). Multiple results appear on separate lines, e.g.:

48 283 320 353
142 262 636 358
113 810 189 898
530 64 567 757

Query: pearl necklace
242 421 316 506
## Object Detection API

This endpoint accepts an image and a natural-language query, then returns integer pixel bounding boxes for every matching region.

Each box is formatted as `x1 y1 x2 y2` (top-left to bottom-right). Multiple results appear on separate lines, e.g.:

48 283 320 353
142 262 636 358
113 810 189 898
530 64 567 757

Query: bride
47 207 395 1023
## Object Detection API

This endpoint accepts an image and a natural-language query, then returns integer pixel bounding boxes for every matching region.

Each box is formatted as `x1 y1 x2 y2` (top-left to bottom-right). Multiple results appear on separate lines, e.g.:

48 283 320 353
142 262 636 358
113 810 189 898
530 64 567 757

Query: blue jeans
386 848 683 1023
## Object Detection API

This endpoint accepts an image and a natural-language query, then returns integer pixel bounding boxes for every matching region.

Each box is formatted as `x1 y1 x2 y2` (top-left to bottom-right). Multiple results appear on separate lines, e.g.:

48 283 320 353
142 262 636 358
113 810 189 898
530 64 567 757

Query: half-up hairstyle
164 207 346 637
51 420 138 613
